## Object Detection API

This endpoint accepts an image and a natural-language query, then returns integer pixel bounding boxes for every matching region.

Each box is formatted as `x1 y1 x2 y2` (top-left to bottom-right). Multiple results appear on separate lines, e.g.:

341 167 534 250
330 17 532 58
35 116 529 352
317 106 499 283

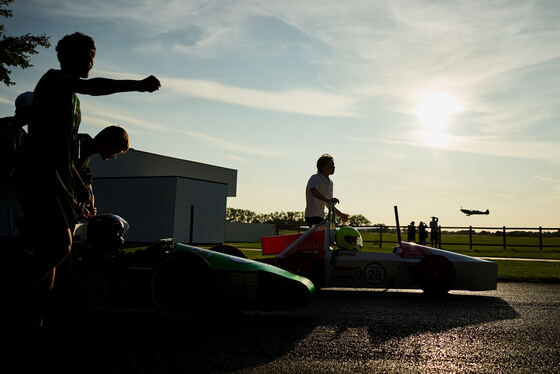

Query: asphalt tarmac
8 282 560 373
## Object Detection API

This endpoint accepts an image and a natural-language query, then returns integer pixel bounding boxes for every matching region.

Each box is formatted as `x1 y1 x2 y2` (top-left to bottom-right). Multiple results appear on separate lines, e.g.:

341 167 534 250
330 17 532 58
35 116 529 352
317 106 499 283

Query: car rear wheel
281 253 321 285
418 255 455 296
151 252 215 319
209 244 247 258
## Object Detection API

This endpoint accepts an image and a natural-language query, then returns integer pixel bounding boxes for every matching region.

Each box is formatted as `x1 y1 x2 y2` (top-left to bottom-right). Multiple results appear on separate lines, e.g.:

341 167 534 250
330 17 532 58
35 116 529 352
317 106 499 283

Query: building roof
89 149 237 196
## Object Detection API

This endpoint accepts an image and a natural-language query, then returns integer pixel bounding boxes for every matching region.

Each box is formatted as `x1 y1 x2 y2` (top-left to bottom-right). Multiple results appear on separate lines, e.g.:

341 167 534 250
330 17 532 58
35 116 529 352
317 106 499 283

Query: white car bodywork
323 242 497 291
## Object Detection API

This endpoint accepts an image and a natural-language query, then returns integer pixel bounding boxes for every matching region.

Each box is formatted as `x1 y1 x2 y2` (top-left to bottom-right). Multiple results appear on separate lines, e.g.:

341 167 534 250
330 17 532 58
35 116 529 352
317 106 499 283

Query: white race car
260 206 497 295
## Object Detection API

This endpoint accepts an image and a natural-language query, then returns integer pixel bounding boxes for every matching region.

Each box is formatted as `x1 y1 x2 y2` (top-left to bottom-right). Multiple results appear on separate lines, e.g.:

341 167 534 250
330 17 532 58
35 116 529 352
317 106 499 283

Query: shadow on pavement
313 289 520 345
6 289 519 373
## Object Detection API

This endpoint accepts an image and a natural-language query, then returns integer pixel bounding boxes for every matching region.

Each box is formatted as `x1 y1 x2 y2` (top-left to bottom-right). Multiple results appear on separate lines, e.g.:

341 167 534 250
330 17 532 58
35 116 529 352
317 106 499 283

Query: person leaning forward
74 125 130 218
14 32 160 326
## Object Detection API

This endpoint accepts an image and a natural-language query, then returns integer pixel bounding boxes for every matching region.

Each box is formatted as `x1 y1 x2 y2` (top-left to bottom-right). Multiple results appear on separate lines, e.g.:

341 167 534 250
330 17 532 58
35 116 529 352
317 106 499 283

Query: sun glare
415 91 463 132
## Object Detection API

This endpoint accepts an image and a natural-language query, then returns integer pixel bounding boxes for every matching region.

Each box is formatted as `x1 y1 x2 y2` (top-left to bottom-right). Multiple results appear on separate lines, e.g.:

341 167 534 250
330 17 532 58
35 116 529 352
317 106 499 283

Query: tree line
226 208 373 227
1 0 50 86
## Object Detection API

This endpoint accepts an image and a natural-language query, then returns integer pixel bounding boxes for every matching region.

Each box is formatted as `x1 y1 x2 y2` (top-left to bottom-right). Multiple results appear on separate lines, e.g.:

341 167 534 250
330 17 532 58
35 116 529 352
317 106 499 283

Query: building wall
174 178 228 244
224 222 275 242
93 176 228 244
93 177 177 242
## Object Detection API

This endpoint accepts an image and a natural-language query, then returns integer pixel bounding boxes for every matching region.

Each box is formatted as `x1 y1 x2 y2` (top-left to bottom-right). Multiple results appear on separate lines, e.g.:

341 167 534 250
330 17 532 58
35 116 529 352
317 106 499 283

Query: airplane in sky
460 207 490 216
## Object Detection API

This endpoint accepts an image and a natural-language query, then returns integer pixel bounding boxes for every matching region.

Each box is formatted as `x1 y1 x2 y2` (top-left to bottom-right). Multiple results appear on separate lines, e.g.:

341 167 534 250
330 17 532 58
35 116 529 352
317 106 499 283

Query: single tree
0 0 50 86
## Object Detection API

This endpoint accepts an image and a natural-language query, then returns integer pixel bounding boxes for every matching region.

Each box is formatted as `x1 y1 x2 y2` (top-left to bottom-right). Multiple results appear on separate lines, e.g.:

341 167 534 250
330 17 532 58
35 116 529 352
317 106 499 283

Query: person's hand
329 197 340 205
140 75 161 92
78 202 96 219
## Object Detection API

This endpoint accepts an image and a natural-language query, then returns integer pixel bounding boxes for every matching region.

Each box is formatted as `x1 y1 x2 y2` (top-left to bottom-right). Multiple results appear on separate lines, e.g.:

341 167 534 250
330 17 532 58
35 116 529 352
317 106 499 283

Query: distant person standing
407 221 416 242
418 221 428 245
430 216 439 247
305 153 348 227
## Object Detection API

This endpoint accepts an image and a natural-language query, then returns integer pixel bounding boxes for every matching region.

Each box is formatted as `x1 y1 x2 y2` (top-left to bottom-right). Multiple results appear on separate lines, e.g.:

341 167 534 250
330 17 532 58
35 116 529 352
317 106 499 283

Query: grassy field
227 231 560 259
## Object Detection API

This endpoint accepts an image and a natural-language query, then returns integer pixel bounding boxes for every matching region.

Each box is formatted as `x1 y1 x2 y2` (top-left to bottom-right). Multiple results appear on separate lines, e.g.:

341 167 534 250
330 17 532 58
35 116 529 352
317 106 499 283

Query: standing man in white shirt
305 153 349 227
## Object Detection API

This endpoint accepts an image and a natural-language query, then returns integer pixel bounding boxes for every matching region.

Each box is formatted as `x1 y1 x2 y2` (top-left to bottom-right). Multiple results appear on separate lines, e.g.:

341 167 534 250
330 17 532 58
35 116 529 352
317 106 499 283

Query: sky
1 0 559 228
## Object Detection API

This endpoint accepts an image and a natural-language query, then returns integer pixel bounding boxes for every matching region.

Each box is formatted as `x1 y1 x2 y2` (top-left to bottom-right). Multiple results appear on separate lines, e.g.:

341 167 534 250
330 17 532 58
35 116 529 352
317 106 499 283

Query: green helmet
335 226 363 251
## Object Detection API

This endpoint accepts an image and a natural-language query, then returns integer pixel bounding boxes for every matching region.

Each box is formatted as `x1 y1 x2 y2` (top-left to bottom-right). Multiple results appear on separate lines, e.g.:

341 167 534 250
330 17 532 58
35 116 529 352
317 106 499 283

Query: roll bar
394 205 401 244
277 200 335 259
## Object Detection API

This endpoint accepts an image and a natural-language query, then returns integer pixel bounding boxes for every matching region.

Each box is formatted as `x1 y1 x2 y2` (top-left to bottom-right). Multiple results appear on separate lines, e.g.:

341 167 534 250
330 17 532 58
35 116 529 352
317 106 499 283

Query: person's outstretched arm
70 75 161 96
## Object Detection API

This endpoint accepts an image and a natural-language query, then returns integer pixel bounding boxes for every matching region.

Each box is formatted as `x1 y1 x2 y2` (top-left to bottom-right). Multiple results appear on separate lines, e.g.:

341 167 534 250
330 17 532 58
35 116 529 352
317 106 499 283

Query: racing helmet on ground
335 226 363 251
87 213 129 254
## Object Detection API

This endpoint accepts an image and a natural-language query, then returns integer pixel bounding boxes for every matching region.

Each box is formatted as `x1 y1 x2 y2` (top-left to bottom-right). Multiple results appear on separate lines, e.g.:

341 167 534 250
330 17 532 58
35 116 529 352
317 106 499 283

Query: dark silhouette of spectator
418 221 428 245
407 221 416 242
14 32 160 327
74 125 130 218
430 216 439 247
0 91 33 181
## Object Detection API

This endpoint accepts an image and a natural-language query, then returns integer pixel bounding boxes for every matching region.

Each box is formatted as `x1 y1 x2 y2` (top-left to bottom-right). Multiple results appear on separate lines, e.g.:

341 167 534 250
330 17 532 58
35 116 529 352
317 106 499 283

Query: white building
88 149 237 244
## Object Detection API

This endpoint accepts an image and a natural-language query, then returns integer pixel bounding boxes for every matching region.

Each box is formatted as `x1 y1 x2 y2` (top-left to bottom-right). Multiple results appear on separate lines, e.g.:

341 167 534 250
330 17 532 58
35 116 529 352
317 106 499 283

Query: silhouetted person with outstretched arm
15 32 160 327
430 216 439 247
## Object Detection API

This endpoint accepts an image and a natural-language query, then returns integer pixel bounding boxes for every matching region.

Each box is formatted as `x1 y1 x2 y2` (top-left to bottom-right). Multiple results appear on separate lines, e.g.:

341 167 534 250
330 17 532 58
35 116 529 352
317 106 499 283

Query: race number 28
364 263 386 285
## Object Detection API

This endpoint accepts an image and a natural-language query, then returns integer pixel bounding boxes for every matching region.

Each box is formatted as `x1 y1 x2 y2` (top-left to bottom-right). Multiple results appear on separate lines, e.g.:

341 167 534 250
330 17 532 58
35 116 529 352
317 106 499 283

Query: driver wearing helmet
305 153 348 227
335 226 363 251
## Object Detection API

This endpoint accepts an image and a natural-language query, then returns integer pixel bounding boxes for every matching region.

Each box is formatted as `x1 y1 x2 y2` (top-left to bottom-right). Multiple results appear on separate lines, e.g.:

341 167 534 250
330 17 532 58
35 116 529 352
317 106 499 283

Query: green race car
71 214 315 320
151 243 316 319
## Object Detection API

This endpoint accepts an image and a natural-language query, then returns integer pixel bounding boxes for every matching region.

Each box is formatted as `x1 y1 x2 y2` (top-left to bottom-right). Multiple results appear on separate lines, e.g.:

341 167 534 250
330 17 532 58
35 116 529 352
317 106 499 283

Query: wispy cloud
532 176 560 184
352 131 560 164
164 78 357 117
81 101 169 132
93 69 358 117
81 97 291 159
33 1 560 131
27 1 560 146
175 129 292 159
0 96 13 106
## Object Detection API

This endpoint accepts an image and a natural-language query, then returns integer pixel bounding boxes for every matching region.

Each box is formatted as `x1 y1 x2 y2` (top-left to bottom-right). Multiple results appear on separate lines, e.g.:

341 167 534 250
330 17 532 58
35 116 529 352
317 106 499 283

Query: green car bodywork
151 243 316 319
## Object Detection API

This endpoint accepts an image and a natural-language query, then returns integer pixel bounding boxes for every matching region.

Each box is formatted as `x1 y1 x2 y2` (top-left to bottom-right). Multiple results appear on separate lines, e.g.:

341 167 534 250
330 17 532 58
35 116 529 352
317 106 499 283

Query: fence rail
289 224 560 250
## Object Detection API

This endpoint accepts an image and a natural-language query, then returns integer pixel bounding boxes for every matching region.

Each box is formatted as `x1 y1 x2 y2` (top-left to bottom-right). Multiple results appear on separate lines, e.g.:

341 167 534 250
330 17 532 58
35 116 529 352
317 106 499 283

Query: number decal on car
364 263 386 285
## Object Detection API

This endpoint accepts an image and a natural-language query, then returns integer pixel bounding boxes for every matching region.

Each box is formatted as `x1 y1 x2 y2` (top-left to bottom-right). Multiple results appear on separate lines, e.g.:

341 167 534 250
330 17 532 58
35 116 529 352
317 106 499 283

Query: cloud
81 101 169 132
176 129 291 159
93 69 358 117
532 176 560 184
370 131 560 163
80 96 292 159
0 96 13 106
29 1 560 136
164 78 357 117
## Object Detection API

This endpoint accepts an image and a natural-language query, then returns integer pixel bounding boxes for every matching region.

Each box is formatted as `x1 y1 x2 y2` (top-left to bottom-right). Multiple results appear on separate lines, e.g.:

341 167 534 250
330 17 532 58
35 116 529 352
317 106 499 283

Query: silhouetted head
56 32 96 78
94 125 129 160
316 153 335 176
14 91 33 125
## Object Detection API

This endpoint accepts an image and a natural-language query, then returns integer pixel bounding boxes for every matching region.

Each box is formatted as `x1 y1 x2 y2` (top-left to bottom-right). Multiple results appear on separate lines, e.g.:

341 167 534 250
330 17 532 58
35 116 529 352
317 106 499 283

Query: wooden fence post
539 226 543 250
379 225 383 248
469 226 472 250
502 226 506 249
